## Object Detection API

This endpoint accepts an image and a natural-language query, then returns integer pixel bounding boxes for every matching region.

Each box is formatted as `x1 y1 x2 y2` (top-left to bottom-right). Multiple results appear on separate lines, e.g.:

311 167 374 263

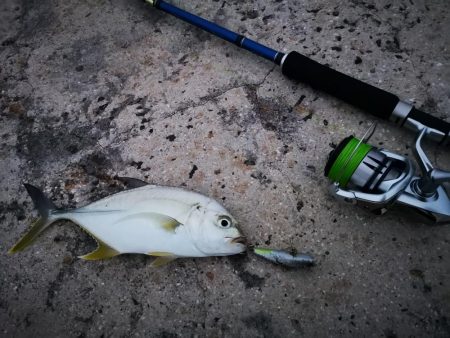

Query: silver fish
9 179 247 267
253 247 315 268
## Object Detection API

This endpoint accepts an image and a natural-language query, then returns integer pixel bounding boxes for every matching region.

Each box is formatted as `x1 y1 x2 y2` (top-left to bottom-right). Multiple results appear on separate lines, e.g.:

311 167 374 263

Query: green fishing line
327 137 372 187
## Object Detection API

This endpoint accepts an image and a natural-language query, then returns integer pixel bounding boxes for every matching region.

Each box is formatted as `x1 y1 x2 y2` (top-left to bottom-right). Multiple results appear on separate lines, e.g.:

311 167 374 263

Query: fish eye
218 216 232 228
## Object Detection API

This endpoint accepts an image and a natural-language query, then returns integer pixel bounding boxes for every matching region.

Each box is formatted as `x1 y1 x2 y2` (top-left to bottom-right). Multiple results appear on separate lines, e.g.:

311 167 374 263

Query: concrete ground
1 0 449 336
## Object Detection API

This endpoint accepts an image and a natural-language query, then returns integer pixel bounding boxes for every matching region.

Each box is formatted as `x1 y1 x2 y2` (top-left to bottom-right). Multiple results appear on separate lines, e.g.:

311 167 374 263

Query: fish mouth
230 236 247 245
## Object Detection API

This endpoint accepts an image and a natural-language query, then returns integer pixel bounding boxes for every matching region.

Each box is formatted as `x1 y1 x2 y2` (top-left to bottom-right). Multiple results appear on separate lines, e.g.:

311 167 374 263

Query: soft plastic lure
253 248 315 268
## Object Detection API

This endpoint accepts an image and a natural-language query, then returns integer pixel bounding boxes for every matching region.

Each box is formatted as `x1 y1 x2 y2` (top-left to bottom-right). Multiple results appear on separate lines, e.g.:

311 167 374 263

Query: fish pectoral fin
148 252 177 267
115 213 181 233
159 216 180 233
79 239 119 260
150 256 177 268
145 213 180 233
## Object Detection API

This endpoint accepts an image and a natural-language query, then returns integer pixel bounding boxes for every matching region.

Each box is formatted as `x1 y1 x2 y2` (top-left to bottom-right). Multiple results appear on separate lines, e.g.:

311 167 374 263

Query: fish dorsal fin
116 177 149 189
79 238 119 260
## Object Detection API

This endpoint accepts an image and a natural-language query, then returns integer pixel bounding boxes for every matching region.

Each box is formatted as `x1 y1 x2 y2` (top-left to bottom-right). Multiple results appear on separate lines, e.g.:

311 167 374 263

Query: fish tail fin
23 183 57 218
8 184 60 254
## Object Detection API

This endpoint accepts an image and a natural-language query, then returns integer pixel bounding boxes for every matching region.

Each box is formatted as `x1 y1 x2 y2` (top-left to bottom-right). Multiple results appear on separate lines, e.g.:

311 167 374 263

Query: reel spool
325 124 450 223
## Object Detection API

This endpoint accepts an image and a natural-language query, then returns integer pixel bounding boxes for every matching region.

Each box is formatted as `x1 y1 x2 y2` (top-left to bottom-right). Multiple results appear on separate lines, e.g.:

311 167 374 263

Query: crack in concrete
164 65 277 119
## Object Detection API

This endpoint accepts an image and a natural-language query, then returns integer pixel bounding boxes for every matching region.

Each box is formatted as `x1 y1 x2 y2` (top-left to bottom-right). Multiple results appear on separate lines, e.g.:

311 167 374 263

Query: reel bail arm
412 127 450 197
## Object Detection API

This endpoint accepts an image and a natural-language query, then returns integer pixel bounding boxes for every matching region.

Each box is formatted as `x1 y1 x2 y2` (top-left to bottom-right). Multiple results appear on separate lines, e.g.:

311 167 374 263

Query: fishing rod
144 0 449 146
144 0 450 222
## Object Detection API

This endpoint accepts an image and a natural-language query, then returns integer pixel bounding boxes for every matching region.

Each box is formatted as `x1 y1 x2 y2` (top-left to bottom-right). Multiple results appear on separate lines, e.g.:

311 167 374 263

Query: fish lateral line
61 209 123 214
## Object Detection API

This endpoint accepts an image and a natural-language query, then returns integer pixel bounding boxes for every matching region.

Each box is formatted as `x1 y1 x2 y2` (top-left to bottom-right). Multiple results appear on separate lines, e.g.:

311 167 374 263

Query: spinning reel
325 124 450 223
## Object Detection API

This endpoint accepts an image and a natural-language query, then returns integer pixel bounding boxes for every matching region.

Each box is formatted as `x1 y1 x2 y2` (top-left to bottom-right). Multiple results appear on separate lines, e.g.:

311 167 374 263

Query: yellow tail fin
9 183 59 254
8 217 51 254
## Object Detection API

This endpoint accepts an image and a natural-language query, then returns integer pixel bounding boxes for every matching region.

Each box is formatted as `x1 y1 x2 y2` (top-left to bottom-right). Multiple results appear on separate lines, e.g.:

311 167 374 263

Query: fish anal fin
148 251 174 257
79 239 119 260
150 256 177 268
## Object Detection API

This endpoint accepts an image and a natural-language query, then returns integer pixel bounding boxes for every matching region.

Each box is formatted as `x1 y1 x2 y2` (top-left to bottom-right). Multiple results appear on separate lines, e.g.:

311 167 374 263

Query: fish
253 247 315 268
9 179 247 267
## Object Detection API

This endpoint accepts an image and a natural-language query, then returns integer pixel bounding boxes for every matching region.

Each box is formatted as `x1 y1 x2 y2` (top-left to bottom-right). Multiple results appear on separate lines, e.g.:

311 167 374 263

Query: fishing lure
9 179 247 267
253 247 315 268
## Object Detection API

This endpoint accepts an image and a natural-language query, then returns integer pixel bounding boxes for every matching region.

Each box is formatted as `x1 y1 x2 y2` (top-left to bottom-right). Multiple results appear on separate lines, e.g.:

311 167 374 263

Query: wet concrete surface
1 0 449 336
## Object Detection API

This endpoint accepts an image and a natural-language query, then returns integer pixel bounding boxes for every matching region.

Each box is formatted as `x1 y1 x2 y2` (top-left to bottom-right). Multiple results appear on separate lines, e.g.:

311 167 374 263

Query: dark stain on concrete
15 90 134 176
74 313 94 324
112 95 143 120
156 331 178 338
242 312 276 338
79 151 116 176
244 151 257 166
45 222 102 311
20 0 56 38
250 171 272 186
244 85 306 140
16 122 101 173
228 255 265 289
60 36 107 93
237 270 265 289
0 200 27 223
46 258 75 310
129 297 144 333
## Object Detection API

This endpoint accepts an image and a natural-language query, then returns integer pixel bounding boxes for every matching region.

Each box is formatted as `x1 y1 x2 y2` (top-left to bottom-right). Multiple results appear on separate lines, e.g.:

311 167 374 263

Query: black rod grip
282 51 399 120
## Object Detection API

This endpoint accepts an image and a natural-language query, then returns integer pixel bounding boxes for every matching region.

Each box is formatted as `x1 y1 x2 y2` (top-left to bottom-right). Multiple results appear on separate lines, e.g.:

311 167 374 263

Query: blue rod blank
156 0 282 64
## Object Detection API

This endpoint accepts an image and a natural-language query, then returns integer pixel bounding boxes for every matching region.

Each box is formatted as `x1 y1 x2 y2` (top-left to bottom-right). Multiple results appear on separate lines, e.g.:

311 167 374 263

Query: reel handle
281 51 450 144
